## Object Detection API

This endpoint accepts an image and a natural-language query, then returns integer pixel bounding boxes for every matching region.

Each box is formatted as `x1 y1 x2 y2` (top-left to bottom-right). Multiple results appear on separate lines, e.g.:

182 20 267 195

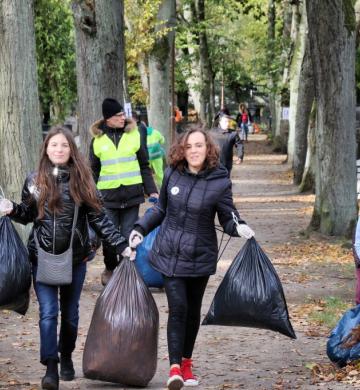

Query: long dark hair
36 125 101 218
168 127 219 171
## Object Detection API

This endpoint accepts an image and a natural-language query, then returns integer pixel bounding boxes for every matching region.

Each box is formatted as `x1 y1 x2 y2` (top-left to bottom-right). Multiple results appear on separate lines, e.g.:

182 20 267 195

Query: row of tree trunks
72 0 125 154
0 0 42 239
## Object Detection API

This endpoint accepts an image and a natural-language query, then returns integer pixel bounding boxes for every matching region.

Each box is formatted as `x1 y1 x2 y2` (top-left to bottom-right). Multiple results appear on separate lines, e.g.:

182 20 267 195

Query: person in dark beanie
89 98 158 285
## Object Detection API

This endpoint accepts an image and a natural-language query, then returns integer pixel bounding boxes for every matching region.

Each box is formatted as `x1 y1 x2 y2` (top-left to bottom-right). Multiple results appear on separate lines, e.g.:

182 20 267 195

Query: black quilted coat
10 170 127 266
135 165 245 277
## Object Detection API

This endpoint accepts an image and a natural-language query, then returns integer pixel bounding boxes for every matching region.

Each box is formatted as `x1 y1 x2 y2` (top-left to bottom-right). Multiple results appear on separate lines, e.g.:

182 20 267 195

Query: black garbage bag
83 257 159 386
0 216 31 315
202 238 296 339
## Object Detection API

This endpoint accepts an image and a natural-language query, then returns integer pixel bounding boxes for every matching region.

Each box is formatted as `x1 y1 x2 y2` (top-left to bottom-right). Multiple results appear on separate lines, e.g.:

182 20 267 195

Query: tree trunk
293 37 314 184
307 0 357 236
182 3 201 117
195 0 215 128
72 0 125 154
148 0 176 151
288 1 315 183
0 0 42 238
267 0 276 135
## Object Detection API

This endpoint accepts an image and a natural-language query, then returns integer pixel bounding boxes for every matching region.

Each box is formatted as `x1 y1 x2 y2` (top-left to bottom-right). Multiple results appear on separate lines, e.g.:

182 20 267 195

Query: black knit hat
102 98 123 120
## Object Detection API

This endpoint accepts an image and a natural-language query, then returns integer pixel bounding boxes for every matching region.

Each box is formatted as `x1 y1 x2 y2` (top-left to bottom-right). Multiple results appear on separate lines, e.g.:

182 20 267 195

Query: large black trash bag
202 238 296 339
0 216 31 315
83 257 159 386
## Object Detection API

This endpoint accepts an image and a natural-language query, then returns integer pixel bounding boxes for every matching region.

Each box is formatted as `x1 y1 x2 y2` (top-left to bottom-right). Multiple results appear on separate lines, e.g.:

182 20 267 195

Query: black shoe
41 359 59 390
60 355 75 381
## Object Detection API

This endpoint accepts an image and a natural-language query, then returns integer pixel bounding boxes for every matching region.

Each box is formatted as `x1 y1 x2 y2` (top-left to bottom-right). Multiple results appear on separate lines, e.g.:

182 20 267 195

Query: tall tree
287 0 314 184
148 0 176 149
72 0 126 153
307 0 357 235
0 0 42 217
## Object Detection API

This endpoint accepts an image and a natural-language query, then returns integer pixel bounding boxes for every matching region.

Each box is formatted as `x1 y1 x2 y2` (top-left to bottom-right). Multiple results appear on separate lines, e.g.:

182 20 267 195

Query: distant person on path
236 103 250 141
147 126 165 186
210 114 238 177
89 98 158 286
0 126 131 390
127 127 255 390
174 106 183 134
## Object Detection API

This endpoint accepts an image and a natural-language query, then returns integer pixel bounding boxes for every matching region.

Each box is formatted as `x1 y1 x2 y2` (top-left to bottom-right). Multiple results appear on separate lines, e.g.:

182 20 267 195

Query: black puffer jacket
210 128 238 172
135 165 245 277
10 170 127 266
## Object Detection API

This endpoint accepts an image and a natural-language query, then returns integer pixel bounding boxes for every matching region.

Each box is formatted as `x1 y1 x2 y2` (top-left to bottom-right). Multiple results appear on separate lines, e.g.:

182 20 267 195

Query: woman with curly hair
128 127 255 389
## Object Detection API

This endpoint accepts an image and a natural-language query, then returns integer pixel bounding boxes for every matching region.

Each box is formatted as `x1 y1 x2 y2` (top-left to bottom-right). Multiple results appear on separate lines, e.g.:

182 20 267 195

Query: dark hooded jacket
210 128 238 173
89 118 157 209
10 170 127 266
135 165 245 277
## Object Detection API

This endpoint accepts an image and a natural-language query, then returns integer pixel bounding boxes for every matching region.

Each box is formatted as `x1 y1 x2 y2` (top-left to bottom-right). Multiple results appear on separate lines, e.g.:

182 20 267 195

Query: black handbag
35 206 79 286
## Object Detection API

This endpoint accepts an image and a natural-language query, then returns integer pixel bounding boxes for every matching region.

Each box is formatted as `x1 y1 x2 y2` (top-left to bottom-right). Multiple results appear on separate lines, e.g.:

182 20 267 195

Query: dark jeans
32 262 87 365
103 205 140 270
164 276 209 365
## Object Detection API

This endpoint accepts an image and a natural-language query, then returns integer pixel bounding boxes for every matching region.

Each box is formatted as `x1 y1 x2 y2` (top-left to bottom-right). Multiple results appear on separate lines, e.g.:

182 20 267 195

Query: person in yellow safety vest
147 126 165 186
89 98 158 285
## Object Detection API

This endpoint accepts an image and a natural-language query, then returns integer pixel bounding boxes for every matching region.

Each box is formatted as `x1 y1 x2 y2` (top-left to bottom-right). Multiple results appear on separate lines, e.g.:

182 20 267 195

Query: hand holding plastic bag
121 246 136 261
236 224 255 239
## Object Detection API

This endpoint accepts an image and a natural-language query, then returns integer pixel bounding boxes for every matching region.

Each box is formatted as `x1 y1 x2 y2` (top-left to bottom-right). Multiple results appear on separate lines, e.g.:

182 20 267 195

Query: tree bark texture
0 1 41 199
148 0 176 151
307 0 357 236
267 0 276 136
72 0 125 154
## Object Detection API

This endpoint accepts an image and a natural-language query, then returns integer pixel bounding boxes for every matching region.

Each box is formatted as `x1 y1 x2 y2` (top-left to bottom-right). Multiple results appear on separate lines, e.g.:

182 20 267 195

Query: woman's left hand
236 224 255 239
121 246 136 261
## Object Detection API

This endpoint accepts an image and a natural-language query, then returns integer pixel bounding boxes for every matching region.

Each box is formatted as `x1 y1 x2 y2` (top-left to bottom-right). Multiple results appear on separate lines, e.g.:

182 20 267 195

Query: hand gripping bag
0 217 31 315
83 257 159 386
327 305 360 367
202 238 296 339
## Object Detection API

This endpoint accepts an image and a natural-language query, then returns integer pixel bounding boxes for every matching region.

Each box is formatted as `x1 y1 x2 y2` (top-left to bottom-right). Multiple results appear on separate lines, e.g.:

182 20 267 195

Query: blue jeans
32 262 87 365
102 205 140 270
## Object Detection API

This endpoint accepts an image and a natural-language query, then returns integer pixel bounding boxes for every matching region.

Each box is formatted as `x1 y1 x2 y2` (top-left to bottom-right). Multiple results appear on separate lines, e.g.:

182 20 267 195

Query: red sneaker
167 366 184 390
181 358 199 387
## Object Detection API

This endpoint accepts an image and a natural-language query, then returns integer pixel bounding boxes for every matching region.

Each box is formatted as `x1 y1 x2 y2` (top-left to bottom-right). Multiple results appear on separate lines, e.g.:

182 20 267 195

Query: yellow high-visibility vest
93 130 142 189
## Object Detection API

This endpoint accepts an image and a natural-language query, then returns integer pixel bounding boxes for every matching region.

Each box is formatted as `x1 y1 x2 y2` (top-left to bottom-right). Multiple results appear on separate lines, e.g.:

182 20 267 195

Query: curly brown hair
168 127 219 171
36 126 102 218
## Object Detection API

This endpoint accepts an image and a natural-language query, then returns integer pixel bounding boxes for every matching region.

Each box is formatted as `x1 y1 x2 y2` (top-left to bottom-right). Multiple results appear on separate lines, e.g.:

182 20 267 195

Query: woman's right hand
0 199 13 215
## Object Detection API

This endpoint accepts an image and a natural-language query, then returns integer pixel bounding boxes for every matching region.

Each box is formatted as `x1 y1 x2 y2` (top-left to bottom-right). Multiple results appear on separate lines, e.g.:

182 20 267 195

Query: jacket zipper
172 176 197 276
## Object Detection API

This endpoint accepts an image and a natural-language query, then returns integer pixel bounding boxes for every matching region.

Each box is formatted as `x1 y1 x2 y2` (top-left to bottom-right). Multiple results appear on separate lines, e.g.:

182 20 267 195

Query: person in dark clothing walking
89 98 158 285
0 126 132 390
127 128 255 390
210 114 238 177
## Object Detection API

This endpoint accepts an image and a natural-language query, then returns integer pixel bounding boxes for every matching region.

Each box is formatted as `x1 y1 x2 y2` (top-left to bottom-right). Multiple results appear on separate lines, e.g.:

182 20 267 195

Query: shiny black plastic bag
83 257 159 386
202 238 296 339
0 217 31 315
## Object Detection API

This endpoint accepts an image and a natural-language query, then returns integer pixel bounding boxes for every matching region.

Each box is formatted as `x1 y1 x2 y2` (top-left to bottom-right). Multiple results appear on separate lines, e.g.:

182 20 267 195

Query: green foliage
34 0 76 122
125 0 174 105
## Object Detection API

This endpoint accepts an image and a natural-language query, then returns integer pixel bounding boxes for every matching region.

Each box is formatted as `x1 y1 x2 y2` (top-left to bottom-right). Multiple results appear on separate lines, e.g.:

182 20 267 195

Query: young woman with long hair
127 127 255 389
0 126 131 390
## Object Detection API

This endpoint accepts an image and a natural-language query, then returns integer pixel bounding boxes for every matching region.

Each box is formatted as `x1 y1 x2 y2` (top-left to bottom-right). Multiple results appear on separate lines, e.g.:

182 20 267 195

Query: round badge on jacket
171 186 180 195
